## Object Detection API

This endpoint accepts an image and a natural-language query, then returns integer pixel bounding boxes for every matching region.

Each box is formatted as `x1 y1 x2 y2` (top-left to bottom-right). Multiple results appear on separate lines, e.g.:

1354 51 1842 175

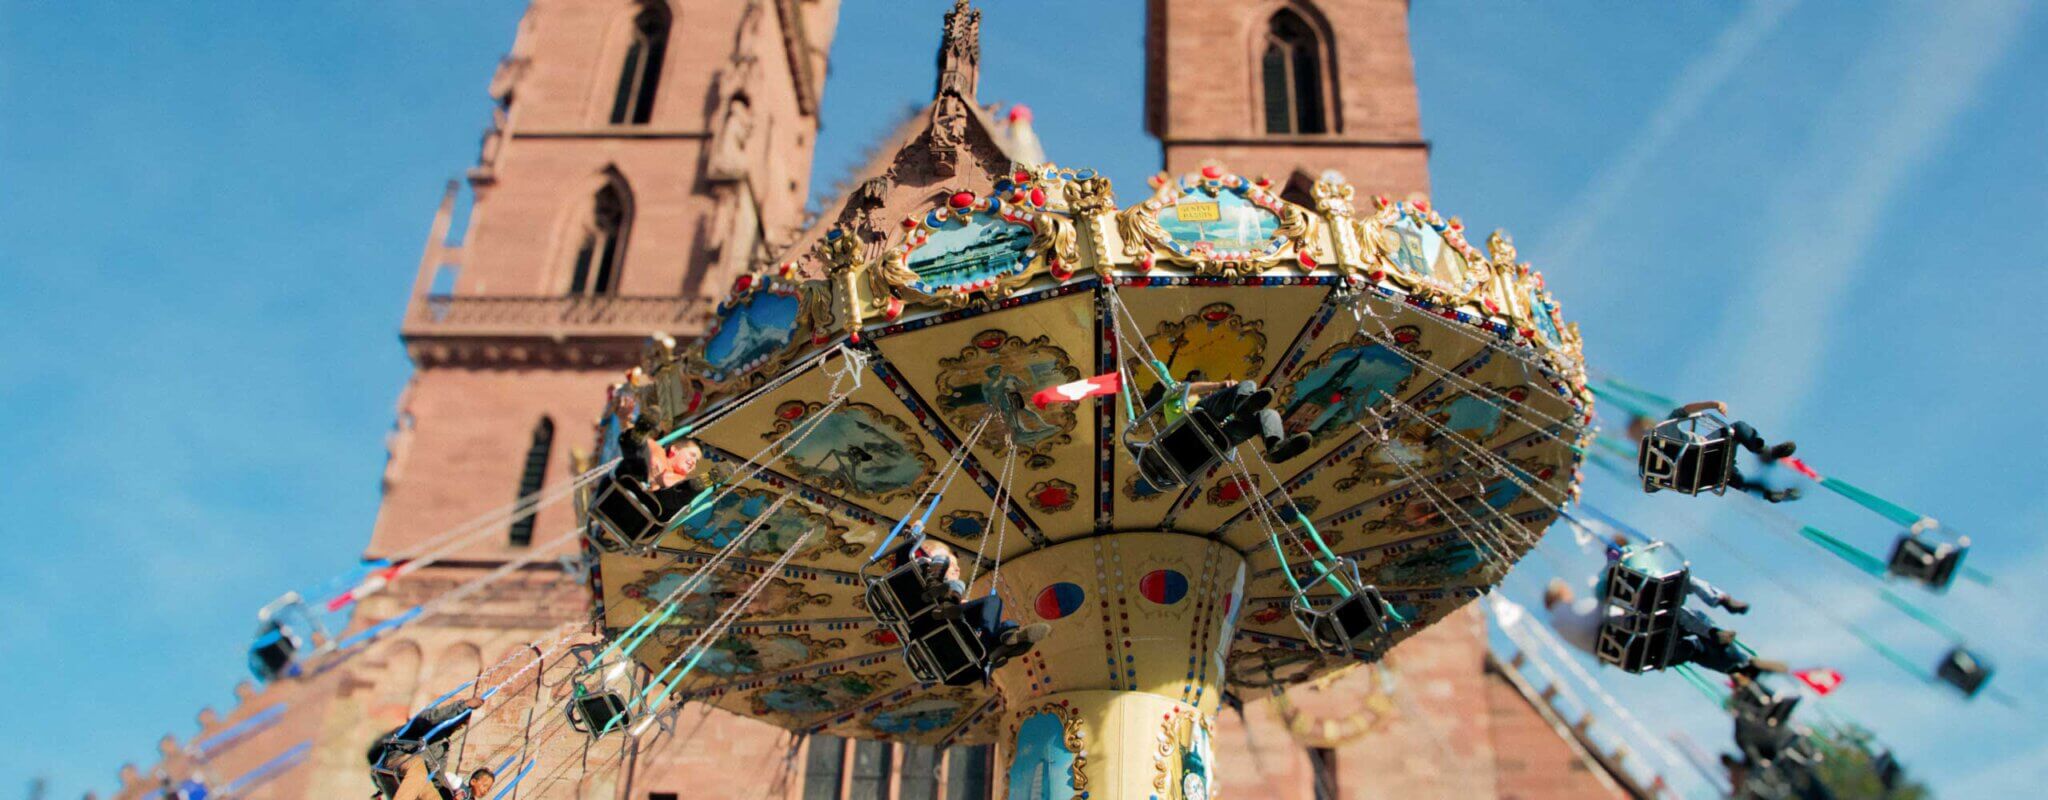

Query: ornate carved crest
1120 165 1315 277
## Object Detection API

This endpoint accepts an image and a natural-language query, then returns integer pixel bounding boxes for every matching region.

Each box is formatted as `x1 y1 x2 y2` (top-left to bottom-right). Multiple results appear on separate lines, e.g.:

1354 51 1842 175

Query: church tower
321 1 843 796
378 0 840 565
1145 0 1431 199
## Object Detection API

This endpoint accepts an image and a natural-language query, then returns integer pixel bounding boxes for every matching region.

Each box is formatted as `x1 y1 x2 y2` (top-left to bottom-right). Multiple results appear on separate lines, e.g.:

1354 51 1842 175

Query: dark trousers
1672 631 1749 675
1729 421 1769 456
1194 382 1283 446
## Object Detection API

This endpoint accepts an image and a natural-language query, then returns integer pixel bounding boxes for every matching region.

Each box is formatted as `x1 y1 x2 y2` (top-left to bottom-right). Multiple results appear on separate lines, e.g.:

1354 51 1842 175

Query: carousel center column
982 533 1246 800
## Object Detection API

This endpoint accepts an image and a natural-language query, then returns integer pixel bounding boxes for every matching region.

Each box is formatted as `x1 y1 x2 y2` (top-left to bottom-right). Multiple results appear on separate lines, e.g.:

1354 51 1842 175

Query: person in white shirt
1542 545 1783 678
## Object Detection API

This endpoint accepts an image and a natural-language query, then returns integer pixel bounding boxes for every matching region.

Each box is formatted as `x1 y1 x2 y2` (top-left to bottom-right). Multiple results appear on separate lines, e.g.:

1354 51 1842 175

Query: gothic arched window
509 416 553 547
609 3 671 125
1261 9 1329 135
568 183 628 295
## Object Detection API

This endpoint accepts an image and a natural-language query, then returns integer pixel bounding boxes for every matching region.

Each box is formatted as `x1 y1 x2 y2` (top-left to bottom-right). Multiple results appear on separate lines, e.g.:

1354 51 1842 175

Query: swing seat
1125 402 1233 494
1886 533 1966 589
1292 585 1397 654
567 690 631 736
248 593 321 683
1936 646 1992 697
861 557 953 627
565 643 641 738
248 626 298 683
1638 411 1737 495
1283 558 1398 655
1874 750 1903 790
1594 542 1690 673
898 614 990 686
589 470 674 553
1731 681 1802 763
370 742 445 800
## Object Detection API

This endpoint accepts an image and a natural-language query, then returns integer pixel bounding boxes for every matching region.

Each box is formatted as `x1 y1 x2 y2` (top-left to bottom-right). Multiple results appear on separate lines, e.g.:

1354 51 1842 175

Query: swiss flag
1032 372 1122 409
1795 668 1844 696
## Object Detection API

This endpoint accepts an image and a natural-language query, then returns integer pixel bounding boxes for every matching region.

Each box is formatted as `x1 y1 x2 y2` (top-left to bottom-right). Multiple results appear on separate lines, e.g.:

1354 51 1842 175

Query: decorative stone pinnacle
936 0 981 101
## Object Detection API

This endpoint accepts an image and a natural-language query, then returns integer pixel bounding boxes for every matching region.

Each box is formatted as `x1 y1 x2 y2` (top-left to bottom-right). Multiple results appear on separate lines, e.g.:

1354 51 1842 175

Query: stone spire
935 0 980 101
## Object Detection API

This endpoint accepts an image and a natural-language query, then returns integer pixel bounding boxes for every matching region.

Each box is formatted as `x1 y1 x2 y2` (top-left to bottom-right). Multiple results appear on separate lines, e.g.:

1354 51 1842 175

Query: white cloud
1690 0 2034 424
1543 0 1802 265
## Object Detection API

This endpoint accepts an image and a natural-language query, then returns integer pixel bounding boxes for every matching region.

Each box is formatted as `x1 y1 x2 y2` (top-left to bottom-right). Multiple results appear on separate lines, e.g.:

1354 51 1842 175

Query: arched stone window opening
609 2 672 125
1261 8 1329 135
509 416 553 547
568 183 629 296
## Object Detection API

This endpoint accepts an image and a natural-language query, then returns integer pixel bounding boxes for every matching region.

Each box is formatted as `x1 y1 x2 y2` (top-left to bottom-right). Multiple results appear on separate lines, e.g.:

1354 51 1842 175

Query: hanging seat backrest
1126 396 1232 491
863 558 944 627
248 624 299 682
1639 412 1737 495
1887 534 1965 589
1732 683 1803 763
565 642 640 736
899 614 989 686
568 690 631 736
1595 543 1690 672
1287 560 1397 655
589 471 668 553
1937 646 1992 696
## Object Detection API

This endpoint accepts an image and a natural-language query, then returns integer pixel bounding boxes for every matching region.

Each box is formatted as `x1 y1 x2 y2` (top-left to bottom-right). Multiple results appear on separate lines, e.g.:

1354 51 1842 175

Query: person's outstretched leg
1731 421 1795 461
1259 409 1311 462
1730 468 1800 503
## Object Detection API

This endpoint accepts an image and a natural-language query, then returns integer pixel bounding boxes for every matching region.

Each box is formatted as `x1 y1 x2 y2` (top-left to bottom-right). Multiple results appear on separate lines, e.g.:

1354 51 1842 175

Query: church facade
104 2 1647 798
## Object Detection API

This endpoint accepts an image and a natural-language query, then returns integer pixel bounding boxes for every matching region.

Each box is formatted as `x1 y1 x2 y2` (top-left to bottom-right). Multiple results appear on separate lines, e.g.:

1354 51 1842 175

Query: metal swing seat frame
859 544 991 687
1594 541 1692 673
1289 559 1398 654
564 642 640 738
248 592 326 683
1887 532 1967 590
1638 410 1738 496
1731 681 1805 765
1123 385 1237 494
1937 645 1993 697
369 722 465 800
588 469 689 555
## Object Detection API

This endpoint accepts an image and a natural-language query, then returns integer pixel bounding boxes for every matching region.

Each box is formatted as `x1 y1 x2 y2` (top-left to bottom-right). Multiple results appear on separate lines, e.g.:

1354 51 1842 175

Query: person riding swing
366 694 485 799
589 427 712 552
1128 368 1313 496
1637 401 1799 502
866 522 1047 687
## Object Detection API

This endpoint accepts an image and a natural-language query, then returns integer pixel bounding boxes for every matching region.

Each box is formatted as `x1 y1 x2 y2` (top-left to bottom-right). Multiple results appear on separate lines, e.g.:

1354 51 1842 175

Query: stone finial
197 708 219 728
233 680 256 702
935 0 980 100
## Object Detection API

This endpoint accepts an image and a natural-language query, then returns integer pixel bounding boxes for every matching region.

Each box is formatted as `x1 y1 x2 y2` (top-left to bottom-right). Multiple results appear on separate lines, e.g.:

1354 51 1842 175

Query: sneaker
998 623 1051 658
1721 598 1751 615
1765 441 1797 461
1713 628 1739 647
1764 487 1802 503
1242 387 1275 413
1268 432 1313 463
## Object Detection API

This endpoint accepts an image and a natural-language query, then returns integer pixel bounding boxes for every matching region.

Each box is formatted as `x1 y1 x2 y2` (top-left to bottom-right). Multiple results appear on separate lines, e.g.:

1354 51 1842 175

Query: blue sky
2 0 2042 796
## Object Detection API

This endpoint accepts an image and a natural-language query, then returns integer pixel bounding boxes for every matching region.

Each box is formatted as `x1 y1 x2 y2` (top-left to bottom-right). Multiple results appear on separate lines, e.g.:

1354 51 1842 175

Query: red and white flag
1795 668 1844 696
1032 372 1121 409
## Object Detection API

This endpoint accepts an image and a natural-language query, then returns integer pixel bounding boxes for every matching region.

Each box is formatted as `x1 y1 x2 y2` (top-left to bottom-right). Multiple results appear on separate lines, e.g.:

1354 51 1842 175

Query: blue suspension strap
865 413 991 564
488 758 539 800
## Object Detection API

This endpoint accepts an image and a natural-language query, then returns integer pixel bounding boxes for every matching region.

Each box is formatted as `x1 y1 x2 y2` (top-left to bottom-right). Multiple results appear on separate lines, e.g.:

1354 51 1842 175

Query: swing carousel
576 7 1593 796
